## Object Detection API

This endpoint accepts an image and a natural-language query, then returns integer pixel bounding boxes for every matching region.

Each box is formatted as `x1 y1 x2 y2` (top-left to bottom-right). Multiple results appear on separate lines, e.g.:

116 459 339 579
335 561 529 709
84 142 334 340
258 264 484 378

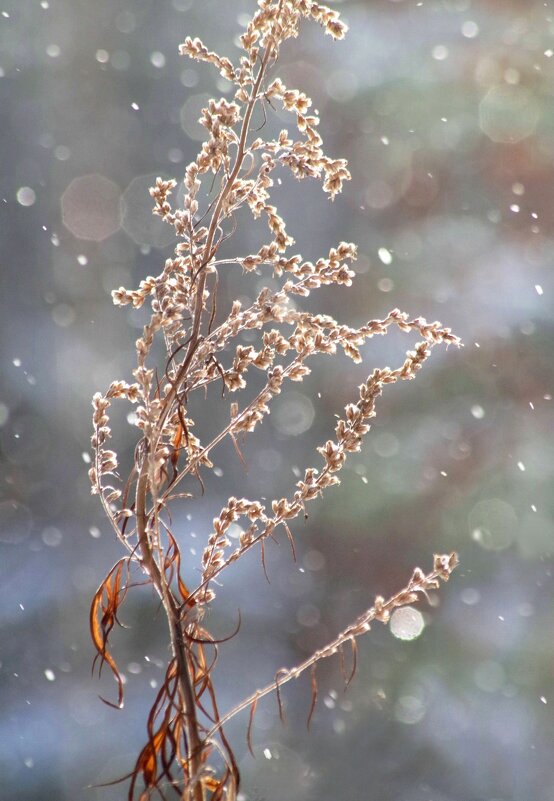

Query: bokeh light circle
61 174 122 241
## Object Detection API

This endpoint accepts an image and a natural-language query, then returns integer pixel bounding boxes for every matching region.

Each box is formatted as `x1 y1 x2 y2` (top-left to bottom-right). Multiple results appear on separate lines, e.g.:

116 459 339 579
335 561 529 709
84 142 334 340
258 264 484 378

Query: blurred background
1 0 554 799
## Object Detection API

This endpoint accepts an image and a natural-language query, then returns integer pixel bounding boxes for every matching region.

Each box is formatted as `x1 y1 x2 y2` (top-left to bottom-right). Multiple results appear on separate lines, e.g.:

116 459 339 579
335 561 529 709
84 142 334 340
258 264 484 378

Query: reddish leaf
90 558 129 709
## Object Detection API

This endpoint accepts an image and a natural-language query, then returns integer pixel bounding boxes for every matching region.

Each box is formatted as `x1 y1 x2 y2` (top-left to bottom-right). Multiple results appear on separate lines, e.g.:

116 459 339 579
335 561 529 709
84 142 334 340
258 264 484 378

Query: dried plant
89 2 460 800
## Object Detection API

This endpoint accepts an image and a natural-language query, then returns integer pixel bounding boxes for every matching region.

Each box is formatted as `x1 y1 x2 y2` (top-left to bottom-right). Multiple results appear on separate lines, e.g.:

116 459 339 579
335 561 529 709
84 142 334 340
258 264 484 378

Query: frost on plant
89 3 460 800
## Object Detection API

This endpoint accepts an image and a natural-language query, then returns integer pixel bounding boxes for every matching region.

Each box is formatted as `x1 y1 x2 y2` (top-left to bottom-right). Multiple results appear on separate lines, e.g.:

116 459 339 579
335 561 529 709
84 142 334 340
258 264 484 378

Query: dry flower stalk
89 3 460 800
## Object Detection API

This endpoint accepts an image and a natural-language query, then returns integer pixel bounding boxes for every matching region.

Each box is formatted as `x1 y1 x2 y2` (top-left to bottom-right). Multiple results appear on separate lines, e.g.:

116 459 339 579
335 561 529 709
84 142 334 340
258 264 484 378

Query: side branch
205 553 459 741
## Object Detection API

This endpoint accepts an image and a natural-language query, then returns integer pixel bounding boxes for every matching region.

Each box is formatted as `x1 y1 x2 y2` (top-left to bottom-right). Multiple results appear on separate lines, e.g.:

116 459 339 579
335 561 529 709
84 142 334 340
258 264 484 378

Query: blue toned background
1 1 553 799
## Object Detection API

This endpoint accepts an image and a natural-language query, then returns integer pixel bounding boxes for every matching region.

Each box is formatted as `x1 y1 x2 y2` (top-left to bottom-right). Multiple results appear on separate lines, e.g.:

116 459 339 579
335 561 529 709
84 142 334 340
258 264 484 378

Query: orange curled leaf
129 724 169 800
165 531 193 606
202 776 221 792
90 558 129 709
170 419 185 473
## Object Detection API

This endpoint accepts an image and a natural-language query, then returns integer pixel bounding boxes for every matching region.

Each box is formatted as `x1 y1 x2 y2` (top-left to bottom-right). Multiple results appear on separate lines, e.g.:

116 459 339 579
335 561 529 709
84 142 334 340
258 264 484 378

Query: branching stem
133 21 281 801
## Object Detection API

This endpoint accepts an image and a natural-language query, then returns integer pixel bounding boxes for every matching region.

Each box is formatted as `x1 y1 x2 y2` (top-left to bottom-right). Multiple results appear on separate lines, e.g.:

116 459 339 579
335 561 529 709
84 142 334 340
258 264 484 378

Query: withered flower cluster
89 2 459 800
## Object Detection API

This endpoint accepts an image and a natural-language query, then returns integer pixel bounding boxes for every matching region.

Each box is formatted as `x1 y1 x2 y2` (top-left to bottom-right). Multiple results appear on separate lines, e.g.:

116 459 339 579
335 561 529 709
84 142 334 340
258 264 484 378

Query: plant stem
136 467 205 801
132 16 283 800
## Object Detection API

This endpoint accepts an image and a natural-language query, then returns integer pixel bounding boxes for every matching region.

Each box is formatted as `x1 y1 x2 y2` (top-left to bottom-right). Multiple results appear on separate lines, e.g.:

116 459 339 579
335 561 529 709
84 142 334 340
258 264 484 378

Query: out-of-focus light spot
95 49 109 64
366 180 394 210
504 67 520 85
40 1 49 8
150 51 166 68
510 204 520 213
377 277 394 292
304 550 325 571
373 432 399 457
326 69 358 102
54 145 71 161
378 247 392 265
474 660 505 693
432 45 449 60
512 182 525 195
46 44 61 58
394 695 426 724
541 696 548 704
274 391 315 436
82 452 91 464
545 49 553 58
77 254 88 265
518 602 534 617
263 748 272 760
517 461 525 472
131 102 139 110
469 498 517 551
479 85 540 143
89 526 101 538
535 284 543 295
52 303 76 327
168 147 183 163
180 68 199 88
42 527 63 547
462 20 479 38
390 607 425 641
61 174 121 241
461 587 480 605
180 92 212 141
297 603 321 627
471 404 485 419
17 187 36 206
44 669 56 682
